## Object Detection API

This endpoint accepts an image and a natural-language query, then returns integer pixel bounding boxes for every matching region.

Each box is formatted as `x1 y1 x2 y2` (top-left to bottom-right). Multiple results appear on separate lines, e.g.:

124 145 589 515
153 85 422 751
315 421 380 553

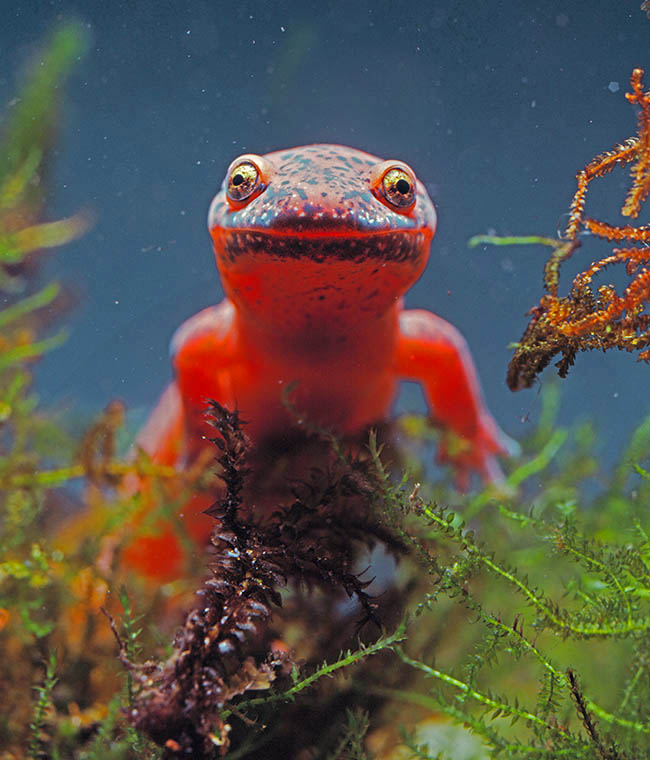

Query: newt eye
381 167 416 209
226 160 263 205
369 161 417 213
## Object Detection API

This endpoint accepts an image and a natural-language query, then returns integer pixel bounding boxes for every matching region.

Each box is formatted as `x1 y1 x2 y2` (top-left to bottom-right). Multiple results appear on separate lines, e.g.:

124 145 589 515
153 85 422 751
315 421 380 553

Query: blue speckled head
207 144 437 329
209 144 436 258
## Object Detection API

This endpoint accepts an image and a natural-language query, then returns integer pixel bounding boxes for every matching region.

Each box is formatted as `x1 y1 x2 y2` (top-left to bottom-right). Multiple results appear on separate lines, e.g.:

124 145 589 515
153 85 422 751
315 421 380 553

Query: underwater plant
106 392 650 759
497 67 650 391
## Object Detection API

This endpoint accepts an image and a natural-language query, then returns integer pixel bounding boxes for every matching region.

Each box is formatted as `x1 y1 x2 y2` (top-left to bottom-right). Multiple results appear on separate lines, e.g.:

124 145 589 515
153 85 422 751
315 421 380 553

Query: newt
124 144 509 578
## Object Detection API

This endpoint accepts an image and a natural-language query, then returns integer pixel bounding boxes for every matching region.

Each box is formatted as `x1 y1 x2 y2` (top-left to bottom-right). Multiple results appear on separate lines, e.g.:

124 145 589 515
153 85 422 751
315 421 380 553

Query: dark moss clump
116 402 402 757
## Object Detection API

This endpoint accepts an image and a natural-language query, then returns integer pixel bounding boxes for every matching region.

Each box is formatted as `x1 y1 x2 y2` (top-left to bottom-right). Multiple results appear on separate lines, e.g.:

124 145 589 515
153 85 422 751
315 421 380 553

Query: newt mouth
212 227 432 264
215 223 424 238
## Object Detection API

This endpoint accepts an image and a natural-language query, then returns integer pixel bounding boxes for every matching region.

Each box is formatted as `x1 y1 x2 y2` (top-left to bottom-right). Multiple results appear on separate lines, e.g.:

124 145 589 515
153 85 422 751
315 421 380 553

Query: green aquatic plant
0 23 89 653
364 430 650 759
28 651 58 760
0 22 88 293
97 397 650 759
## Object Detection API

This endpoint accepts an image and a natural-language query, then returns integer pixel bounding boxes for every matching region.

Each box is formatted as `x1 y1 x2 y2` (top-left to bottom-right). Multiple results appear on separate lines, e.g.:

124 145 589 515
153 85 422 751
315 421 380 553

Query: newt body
126 144 507 577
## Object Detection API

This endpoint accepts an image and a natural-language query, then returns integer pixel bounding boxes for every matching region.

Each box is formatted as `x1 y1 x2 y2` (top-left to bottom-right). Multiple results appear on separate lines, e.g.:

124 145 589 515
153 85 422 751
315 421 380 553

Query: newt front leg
119 381 216 580
396 309 509 488
120 301 239 579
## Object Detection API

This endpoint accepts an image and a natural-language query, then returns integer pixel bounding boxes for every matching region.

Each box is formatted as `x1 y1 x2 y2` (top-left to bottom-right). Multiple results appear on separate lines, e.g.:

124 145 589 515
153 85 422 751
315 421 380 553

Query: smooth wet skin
125 144 508 578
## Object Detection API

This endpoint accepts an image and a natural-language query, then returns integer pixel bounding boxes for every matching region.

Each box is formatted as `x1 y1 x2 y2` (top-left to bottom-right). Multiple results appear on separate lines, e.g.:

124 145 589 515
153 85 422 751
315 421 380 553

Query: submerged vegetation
473 68 650 391
5 24 650 760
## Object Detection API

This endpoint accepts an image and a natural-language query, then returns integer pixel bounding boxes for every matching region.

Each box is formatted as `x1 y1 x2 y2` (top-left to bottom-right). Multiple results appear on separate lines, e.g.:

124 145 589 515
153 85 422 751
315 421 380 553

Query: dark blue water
2 1 649 462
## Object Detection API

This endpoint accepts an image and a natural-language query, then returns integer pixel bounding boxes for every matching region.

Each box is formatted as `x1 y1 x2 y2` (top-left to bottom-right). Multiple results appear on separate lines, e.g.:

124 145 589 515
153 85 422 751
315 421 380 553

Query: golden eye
381 167 416 209
226 160 262 204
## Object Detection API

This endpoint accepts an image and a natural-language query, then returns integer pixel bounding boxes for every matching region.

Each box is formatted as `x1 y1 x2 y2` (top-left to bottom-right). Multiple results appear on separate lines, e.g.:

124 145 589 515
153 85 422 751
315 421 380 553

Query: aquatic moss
484 68 650 391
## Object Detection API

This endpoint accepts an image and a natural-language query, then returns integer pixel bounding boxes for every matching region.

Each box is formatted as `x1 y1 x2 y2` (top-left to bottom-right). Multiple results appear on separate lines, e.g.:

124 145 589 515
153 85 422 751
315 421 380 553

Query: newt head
207 144 437 333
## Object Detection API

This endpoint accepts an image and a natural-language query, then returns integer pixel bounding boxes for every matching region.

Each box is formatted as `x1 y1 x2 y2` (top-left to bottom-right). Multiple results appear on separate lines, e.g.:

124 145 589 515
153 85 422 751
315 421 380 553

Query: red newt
124 144 508 578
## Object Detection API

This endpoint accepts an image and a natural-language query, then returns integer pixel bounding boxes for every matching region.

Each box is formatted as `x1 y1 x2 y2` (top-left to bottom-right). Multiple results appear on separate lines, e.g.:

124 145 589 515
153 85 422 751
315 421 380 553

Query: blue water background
2 0 649 464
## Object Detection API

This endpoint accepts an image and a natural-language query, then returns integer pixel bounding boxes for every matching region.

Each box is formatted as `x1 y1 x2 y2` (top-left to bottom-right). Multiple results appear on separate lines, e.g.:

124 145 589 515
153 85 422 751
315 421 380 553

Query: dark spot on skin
295 187 307 200
321 192 328 198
